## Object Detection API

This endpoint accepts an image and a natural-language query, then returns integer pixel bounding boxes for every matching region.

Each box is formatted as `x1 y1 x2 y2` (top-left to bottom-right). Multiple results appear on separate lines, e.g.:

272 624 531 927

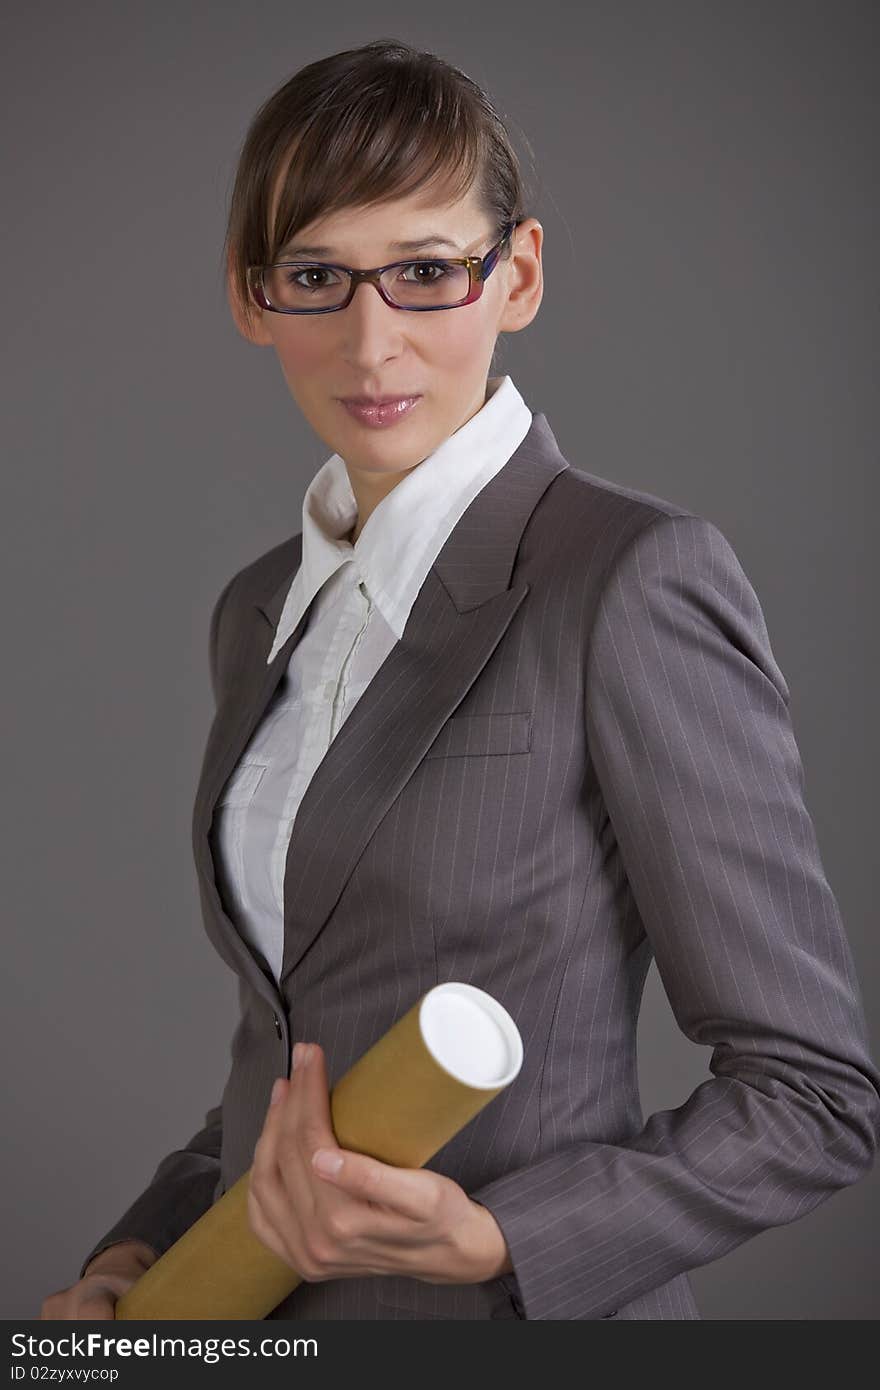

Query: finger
311 1145 441 1224
251 1076 295 1192
252 1055 342 1248
281 1043 338 1158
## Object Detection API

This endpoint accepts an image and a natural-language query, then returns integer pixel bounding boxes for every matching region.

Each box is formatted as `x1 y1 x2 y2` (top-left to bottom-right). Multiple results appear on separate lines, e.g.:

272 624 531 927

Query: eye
398 260 451 284
284 265 342 290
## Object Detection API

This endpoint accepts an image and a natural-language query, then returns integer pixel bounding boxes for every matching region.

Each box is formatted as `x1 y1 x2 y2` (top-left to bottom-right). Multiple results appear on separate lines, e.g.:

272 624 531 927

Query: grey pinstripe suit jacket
81 412 880 1319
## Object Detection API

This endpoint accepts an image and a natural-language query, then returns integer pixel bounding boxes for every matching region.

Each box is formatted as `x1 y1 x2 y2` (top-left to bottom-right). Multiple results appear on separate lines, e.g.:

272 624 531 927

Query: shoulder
529 459 780 672
553 459 696 524
531 458 739 591
211 531 303 620
548 469 788 704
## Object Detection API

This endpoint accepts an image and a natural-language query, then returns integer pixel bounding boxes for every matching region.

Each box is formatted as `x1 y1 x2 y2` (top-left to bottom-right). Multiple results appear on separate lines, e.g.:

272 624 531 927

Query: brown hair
222 38 538 335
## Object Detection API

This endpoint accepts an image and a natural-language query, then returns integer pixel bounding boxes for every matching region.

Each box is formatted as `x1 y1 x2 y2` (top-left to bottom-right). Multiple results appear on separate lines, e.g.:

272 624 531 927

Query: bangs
268 80 486 262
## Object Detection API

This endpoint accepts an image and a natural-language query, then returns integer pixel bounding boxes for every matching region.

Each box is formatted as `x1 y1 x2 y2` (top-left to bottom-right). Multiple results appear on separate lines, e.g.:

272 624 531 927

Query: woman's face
230 181 542 478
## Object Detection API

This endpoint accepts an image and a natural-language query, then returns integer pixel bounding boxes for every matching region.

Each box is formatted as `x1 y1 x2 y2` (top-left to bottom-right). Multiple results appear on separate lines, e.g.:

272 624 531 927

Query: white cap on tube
418 982 523 1089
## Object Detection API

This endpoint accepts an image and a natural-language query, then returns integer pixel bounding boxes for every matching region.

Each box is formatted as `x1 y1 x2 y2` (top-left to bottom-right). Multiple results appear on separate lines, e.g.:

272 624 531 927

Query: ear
496 218 544 335
225 243 274 347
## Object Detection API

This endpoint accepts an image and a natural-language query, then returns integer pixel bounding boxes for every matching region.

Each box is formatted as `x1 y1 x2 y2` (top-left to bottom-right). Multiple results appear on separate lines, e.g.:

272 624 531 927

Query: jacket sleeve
79 572 240 1279
469 512 880 1320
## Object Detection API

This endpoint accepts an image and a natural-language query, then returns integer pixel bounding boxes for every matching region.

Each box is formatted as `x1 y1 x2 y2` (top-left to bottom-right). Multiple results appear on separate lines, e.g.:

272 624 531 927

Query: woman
44 38 879 1322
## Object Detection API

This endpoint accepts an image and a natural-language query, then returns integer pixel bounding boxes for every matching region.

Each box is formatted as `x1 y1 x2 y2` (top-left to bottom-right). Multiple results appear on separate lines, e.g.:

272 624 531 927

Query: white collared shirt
211 374 533 983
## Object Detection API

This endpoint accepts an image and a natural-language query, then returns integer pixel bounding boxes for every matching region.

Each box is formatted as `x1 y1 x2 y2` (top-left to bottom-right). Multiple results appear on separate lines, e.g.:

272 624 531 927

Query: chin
345 443 428 475
338 420 436 460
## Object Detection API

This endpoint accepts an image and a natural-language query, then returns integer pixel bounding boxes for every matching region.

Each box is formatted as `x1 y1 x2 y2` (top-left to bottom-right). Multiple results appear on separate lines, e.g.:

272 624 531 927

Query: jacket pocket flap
424 711 532 760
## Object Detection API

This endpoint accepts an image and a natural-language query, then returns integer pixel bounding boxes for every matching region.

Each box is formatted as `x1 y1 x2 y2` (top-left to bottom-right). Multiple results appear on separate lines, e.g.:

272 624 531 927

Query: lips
339 395 422 429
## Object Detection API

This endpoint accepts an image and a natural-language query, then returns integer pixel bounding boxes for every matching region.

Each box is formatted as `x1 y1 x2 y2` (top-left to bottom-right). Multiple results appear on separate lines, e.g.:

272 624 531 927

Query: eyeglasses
247 220 518 314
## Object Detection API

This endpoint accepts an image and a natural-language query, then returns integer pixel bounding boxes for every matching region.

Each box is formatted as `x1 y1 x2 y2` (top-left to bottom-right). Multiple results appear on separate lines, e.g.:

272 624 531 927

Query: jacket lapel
193 412 568 997
278 568 530 985
190 551 308 1007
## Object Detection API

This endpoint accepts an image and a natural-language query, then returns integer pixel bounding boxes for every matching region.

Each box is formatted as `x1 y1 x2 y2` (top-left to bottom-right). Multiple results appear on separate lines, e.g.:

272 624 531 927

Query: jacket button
273 1012 283 1038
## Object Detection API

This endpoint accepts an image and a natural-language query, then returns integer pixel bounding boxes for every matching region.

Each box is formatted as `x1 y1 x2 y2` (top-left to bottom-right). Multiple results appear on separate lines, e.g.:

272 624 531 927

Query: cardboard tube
115 982 522 1319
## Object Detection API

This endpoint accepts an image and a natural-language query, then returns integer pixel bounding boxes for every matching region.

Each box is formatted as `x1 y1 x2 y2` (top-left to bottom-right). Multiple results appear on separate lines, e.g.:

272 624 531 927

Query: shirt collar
266 374 533 661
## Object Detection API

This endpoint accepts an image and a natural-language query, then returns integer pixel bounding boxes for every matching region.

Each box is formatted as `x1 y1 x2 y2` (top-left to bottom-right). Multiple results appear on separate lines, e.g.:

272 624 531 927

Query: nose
338 278 405 368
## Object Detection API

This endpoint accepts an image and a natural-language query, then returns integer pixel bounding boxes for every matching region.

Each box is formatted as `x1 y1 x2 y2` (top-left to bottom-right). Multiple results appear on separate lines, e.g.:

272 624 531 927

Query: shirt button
273 1012 283 1039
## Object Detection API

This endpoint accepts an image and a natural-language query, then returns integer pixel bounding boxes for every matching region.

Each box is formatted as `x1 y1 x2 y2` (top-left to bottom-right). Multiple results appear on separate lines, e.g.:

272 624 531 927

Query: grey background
3 0 877 1320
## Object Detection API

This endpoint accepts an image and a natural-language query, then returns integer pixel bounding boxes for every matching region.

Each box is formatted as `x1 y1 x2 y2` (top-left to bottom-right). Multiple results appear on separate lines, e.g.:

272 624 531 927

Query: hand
247 1041 513 1286
40 1241 157 1320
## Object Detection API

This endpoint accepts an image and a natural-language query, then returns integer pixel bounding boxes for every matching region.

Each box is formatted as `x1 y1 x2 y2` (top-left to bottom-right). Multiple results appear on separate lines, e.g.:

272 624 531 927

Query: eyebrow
278 234 465 260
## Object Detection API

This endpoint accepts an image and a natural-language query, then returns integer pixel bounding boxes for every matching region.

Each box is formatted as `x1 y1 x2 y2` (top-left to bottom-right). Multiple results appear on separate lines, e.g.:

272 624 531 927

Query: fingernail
313 1148 343 1175
291 1042 304 1070
270 1078 286 1106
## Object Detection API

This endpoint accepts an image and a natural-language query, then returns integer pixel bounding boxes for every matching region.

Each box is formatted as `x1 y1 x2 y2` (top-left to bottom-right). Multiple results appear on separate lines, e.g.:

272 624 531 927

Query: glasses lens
263 264 350 311
380 260 471 308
